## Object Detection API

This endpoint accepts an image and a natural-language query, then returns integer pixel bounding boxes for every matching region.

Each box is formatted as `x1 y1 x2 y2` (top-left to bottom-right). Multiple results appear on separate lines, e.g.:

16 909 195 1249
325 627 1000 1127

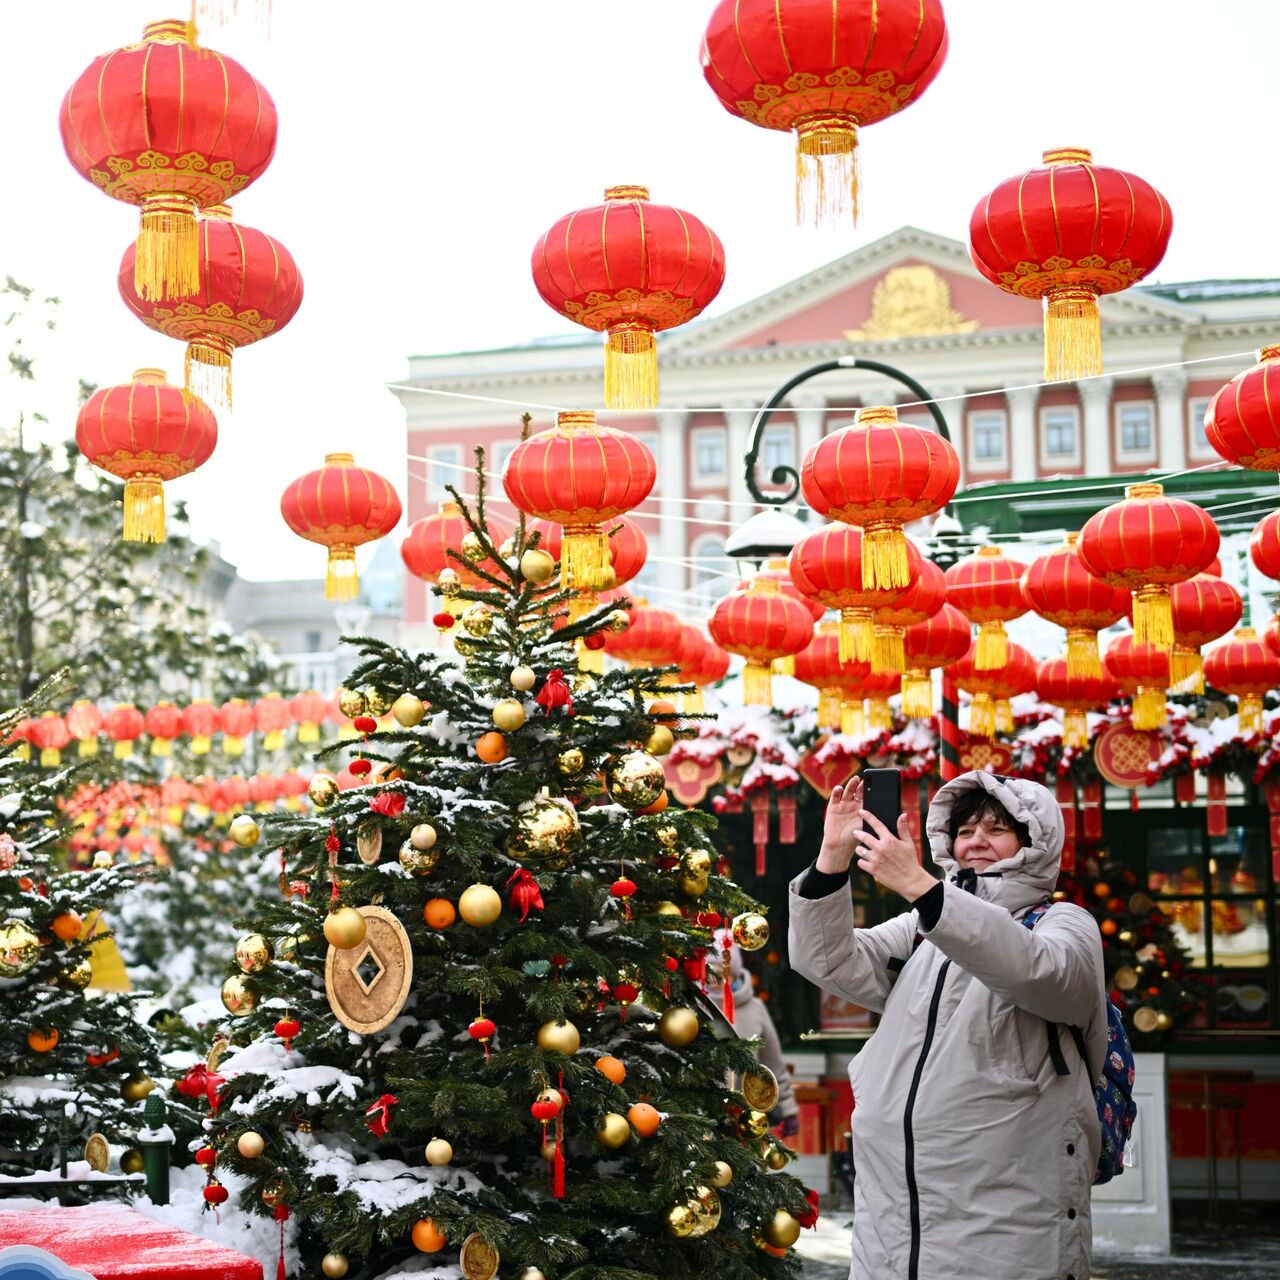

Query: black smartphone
862 767 902 833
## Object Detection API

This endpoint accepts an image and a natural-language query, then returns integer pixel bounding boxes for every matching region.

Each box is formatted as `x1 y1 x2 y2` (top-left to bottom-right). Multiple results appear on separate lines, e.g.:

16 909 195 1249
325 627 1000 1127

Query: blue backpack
1022 904 1137 1184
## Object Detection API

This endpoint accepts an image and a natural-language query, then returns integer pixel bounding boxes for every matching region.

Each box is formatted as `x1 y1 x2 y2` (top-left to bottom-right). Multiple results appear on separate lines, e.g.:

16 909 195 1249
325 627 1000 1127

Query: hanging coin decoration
741 1066 780 1113
324 905 413 1034
356 821 383 865
83 1133 109 1172
459 1233 501 1280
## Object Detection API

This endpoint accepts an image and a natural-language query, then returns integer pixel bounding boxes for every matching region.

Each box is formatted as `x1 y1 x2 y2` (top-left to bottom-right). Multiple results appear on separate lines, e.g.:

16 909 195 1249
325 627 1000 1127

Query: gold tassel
604 327 658 410
297 723 319 743
562 527 610 591
794 112 859 227
224 736 245 757
113 740 134 759
1066 629 1102 678
871 625 905 675
742 662 773 706
567 592 597 625
773 654 796 677
150 738 171 757
1044 286 1102 381
190 735 211 755
264 731 284 751
325 546 358 601
682 689 704 715
135 193 200 302
1170 647 1204 695
969 693 996 740
1063 709 1089 749
996 700 1014 734
577 639 604 677
901 670 933 719
817 689 841 730
860 524 911 591
1133 685 1167 731
123 477 165 543
14 743 29 763
838 609 873 663
1239 694 1263 734
840 701 865 737
869 699 892 732
39 747 61 768
1132 586 1174 651
77 739 99 758
185 340 232 411
975 622 1008 671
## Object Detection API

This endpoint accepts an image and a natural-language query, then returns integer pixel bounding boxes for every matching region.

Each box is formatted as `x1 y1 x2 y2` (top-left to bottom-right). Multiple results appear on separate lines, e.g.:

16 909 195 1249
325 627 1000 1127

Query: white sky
2 1 1277 586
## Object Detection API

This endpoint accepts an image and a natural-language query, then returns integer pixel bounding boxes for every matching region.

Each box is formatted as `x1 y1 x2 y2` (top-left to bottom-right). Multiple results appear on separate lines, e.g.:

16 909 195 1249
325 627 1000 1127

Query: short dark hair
948 789 1030 849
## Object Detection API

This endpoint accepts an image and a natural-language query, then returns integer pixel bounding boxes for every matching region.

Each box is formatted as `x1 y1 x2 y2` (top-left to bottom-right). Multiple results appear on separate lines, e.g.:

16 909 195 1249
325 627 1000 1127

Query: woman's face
953 812 1023 871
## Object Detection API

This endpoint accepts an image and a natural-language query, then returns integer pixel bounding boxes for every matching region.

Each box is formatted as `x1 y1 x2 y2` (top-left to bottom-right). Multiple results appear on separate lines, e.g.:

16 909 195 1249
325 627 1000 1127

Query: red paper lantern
221 776 251 812
532 515 650 639
1205 346 1280 470
735 559 824 622
1078 483 1219 653
1250 509 1280 580
678 628 731 711
219 699 255 757
794 622 871 731
870 559 946 675
182 700 220 755
951 643 1036 739
59 20 277 301
701 0 948 225
1265 614 1280 659
104 704 144 759
281 453 402 601
708 577 814 705
800 405 959 590
901 602 971 719
532 187 724 408
1169 576 1243 694
944 546 1029 672
1022 533 1129 677
143 702 183 757
254 693 293 752
289 691 328 745
401 501 511 589
1104 635 1171 731
1037 656 1120 749
862 669 903 734
119 205 303 409
969 148 1172 379
1203 627 1280 734
65 701 103 758
75 368 217 543
604 601 682 667
503 412 656 589
30 714 71 768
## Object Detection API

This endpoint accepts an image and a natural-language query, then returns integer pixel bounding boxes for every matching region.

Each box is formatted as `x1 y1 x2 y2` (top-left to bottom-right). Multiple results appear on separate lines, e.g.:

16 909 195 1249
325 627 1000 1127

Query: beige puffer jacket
788 772 1107 1280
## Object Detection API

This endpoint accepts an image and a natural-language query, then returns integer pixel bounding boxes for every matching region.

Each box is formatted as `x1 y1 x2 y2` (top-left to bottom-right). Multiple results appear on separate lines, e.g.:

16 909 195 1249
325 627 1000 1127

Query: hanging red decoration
800 405 959 590
218 699 255 757
1204 346 1280 469
507 869 545 923
254 694 293 752
734 559 824 622
182 700 220 755
365 1093 399 1138
1168 575 1243 694
604 600 682 667
794 622 870 731
75 368 217 543
951 643 1036 740
66 701 103 758
280 454 402 601
143 702 183 757
119 205 303 409
103 705 144 759
944 546 1029 672
1103 635 1171 731
31 715 71 769
870 559 946 675
1203 628 1280 734
1078 483 1219 653
901 603 971 719
532 187 724 408
701 0 949 226
862 669 903 733
1266 614 1280 660
533 516 649 594
676 626 731 712
401 501 511 589
969 148 1172 380
709 577 814 705
290 690 329 744
535 670 574 717
1022 533 1130 678
1250 509 1280 581
1036 656 1120 749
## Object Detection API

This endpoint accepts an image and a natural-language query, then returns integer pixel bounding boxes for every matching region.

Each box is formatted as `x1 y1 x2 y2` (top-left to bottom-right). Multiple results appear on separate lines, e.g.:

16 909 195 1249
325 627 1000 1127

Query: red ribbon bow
535 669 573 717
797 1188 821 1229
365 1093 399 1137
506 868 545 923
370 791 406 817
177 1063 225 1114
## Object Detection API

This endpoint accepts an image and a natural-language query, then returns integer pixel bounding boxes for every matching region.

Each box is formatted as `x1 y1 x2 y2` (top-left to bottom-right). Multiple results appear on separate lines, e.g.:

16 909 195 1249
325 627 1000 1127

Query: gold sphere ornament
321 1253 350 1279
437 568 462 597
681 849 713 877
92 850 114 869
520 1270 547 1280
492 698 527 732
59 958 93 990
689 1185 722 1238
275 934 300 963
1132 1006 1160 1033
678 873 709 899
646 726 675 757
764 1146 789 1171
337 688 368 719
323 907 367 950
235 933 273 975
460 531 486 562
236 1130 266 1159
308 773 340 809
708 1160 734 1188
731 912 770 952
392 692 427 727
761 1210 801 1249
462 602 496 637
260 1178 287 1209
739 1109 771 1139
536 1019 581 1055
665 1203 696 1238
410 822 438 851
606 609 630 633
508 794 580 865
458 883 503 927
399 840 441 875
654 900 683 917
537 1086 564 1111
655 824 679 848
365 689 393 717
228 813 261 847
220 975 258 1017
120 1149 145 1175
557 747 585 776
657 1006 700 1047
425 1137 453 1166
597 1112 631 1149
120 1074 155 1103
1155 1010 1174 1032
605 751 666 809
510 665 537 693
520 548 556 584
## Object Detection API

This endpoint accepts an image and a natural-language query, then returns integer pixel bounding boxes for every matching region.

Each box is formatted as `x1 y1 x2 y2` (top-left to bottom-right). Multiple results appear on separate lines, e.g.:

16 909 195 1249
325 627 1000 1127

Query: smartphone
862 767 902 834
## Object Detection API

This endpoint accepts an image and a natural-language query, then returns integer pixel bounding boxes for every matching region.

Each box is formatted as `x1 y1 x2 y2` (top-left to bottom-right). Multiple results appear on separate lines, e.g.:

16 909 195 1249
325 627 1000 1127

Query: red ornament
582 633 607 651
708 576 814 706
506 869 545 924
401 501 511 588
1250 509 1280 581
870 559 946 675
348 759 373 778
701 0 948 225
531 1099 560 1123
1203 628 1280 734
273 1018 301 1052
60 20 277 302
65 701 103 758
369 791 406 818
901 603 974 720
1104 635 1172 731
30 714 72 768
1036 656 1120 749
202 1180 229 1207
951 643 1037 740
280 453 402 601
734 559 824 623
182 700 220 756
468 1016 497 1059
800 405 959 589
365 1093 399 1138
1205 346 1280 469
219 699 255 756
611 876 637 900
290 690 329 744
1169 576 1243 693
176 1062 226 1114
944 546 1029 672
532 187 725 408
969 148 1172 379
253 694 293 753
103 705 145 759
793 623 869 731
433 612 456 630
142 703 182 758
195 1146 217 1170
535 670 574 717
533 515 650 591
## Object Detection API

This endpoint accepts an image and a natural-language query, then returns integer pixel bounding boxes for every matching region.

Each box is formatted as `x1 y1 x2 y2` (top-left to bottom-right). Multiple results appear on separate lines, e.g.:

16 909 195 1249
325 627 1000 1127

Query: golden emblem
459 1233 501 1280
324 906 413 1034
355 821 383 865
741 1066 780 1113
845 265 979 342
83 1133 110 1172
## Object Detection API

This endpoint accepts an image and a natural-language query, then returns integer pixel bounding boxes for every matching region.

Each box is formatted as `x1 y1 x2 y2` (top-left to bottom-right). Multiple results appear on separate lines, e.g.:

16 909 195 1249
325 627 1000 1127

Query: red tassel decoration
274 1204 289 1280
327 824 340 903
554 1070 567 1199
750 792 769 875
721 933 735 1025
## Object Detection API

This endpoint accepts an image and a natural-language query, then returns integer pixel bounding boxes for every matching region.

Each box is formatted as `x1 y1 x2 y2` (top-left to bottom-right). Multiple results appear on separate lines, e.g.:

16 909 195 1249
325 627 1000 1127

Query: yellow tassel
969 694 996 740
190 735 211 755
185 340 233 411
149 738 171 757
996 700 1014 734
795 112 859 227
577 639 604 677
325 546 358 601
901 670 933 719
818 689 841 729
39 747 61 768
297 723 319 743
860 525 911 592
1044 287 1102 381
264 731 284 751
77 739 99 758
1063 709 1089 749
567 592 597 625
975 622 1008 671
1239 694 1263 734
1132 586 1174 651
840 701 865 737
869 699 892 732
742 662 773 706
771 654 795 677
682 689 704 715
135 193 200 302
223 736 245 757
1133 686 1167 731
838 609 873 663
123 477 166 543
1066 629 1101 678
604 327 658 410
871 625 905 675
562 527 610 592
113 740 134 759
14 743 29 763
1170 647 1204 695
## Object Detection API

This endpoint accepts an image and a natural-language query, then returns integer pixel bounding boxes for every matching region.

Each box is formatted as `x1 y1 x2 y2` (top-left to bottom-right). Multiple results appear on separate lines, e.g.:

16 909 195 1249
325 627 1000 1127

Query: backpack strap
1022 903 1082 1078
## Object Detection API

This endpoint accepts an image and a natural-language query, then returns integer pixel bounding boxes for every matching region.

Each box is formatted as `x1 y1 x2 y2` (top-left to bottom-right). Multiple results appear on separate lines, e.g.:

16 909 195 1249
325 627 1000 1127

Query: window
693 428 727 481
1040 406 1080 464
762 426 795 476
491 440 518 477
305 630 323 653
969 411 1006 467
1117 403 1155 457
1188 397 1213 458
425 444 463 502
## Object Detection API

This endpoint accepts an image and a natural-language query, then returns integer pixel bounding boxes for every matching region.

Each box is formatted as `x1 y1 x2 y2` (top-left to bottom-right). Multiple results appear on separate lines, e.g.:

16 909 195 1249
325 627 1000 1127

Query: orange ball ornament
638 792 669 816
476 732 507 763
411 1220 447 1253
596 1055 627 1086
51 912 82 942
1100 919 1118 937
423 898 456 930
27 1029 60 1053
627 1103 662 1137
647 700 678 718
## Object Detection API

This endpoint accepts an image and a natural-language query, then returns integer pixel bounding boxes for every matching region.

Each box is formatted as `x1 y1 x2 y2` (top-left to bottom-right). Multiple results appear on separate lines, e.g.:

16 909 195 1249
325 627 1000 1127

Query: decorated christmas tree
198 476 814 1280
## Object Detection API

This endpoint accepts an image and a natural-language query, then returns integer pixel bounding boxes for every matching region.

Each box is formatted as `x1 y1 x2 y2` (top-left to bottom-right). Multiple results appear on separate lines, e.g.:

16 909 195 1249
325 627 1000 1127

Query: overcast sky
2 1 1277 586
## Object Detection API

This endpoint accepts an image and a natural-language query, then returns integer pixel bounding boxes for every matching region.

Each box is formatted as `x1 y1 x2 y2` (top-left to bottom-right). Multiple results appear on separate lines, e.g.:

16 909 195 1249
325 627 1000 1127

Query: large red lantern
401 501 511 589
1203 628 1280 734
143 702 183 757
1250 509 1280 580
901 602 971 719
1266 615 1280 660
870 559 946 675
1168 576 1243 694
75 368 217 542
182 700 219 755
119 205 303 408
969 148 1172 379
676 625 731 712
736 559 824 622
708 578 814 705
951 642 1036 739
290 690 329 744
861 669 903 734
60 21 277 302
104 704 145 759
794 622 873 732
944 546 1029 672
1204 347 1280 470
219 699 255 757
532 187 725 408
533 516 650 592
701 0 948 226
1036 656 1120 750
66 701 103 758
254 694 293 752
604 600 683 668
800 406 959 590
1104 635 1171 731
1022 533 1130 678
1078 483 1219 653
503 412 656 590
31 714 71 769
281 453 402 601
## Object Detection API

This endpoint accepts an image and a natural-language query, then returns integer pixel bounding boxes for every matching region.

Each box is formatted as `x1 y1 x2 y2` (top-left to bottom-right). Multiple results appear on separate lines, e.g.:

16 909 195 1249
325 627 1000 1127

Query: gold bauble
460 532 486 562
657 1007 700 1047
275 935 300 963
666 1203 696 1238
399 840 441 875
425 1137 453 1166
681 849 712 877
646 726 675 757
520 548 556 584
321 1253 350 1279
59 959 93 990
337 688 368 719
536 1019 581 1055
410 822 438 851
221 975 258 1017
365 689 393 717
508 795 580 865
606 610 630 633
1129 891 1154 914
392 693 427 728
492 698 527 732
739 1110 771 1139
708 1160 734 1188
761 1210 801 1249
228 814 261 847
458 883 503 927
597 1112 631 1149
520 1270 547 1280
120 1149 145 1175
510 666 537 693
605 751 666 809
237 1130 266 1159
463 603 496 637
92 850 113 869
437 568 462 597
308 773 340 809
1155 1011 1174 1032
1132 1007 1160 1033
323 907 368 950
731 912 770 952
764 1146 789 1171
654 900 683 917
0 920 40 977
688 1185 722 1237
1114 966 1139 992
678 873 709 899
655 824 679 848
120 1074 155 1103
537 1086 564 1111
261 1178 287 1209
556 748 585 778
235 933 273 975
1118 930 1136 946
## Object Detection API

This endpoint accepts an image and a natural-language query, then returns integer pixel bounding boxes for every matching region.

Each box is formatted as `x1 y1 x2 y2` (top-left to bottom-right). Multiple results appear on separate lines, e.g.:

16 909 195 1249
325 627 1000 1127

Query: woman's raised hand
816 777 865 873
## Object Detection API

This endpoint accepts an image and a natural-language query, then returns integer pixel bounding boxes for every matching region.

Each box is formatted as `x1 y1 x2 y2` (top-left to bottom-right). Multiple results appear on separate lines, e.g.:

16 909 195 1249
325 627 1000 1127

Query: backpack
1022 904 1137 1184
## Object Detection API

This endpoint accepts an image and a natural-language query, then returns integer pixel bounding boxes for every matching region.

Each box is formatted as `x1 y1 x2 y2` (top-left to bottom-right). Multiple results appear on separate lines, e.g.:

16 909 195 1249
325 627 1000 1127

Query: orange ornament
638 792 669 816
475 732 507 764
27 1029 60 1053
596 1055 627 1085
647 700 678 718
411 1220 447 1253
1100 919 1119 938
51 912 82 942
627 1102 662 1137
423 899 456 930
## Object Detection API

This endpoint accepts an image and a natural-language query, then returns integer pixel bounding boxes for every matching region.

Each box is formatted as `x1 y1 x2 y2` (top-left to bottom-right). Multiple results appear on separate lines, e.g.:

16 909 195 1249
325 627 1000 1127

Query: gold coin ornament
120 1149 145 1175
0 920 40 977
308 773 340 809
597 1112 631 1148
324 907 368 950
59 959 93 990
321 1254 350 1279
510 665 537 693
1132 1006 1160 1033
761 1210 801 1249
365 689 393 717
536 1019 581 1054
731 912 770 952
657 1007 700 1047
739 1109 771 1139
83 1133 109 1173
519 548 556 584
399 840 441 875
665 1203 696 1238
356 822 383 866
337 688 368 719
392 693 427 727
459 883 503 927
410 822 438 851
492 698 527 732
324 905 413 1035
228 814 261 847
557 747 585 776
688 1185 722 1238
605 751 666 809
742 1066 780 1113
237 1130 266 1159
646 726 675 757
507 794 580 865
220 975 258 1017
235 933 273 975
459 1232 501 1280
425 1137 453 1166
462 603 495 637
708 1160 734 1188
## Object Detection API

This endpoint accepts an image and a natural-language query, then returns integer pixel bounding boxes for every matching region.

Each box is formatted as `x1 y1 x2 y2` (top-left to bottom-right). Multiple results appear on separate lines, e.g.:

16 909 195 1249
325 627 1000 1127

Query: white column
789 392 826 464
1153 370 1189 473
726 409 756 513
1079 376 1114 477
657 409 689 598
1005 386 1039 483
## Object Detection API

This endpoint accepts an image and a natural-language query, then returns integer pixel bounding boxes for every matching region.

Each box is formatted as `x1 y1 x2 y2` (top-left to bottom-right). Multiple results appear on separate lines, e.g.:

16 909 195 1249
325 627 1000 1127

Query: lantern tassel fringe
681 689 704 715
1066 630 1102 678
840 701 865 738
742 662 773 707
1239 694 1263 734
1133 686 1167 731
135 195 200 302
562 529 610 592
795 115 859 228
186 341 233 412
860 526 911 592
1044 288 1102 381
975 622 1008 671
996 699 1014 735
871 625 906 675
325 547 358 602
1132 587 1174 651
1170 648 1205 695
1063 709 1089 750
817 689 841 730
576 639 604 677
838 610 873 664
969 693 996 740
901 672 933 720
604 329 657 410
869 698 892 732
123 477 166 543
